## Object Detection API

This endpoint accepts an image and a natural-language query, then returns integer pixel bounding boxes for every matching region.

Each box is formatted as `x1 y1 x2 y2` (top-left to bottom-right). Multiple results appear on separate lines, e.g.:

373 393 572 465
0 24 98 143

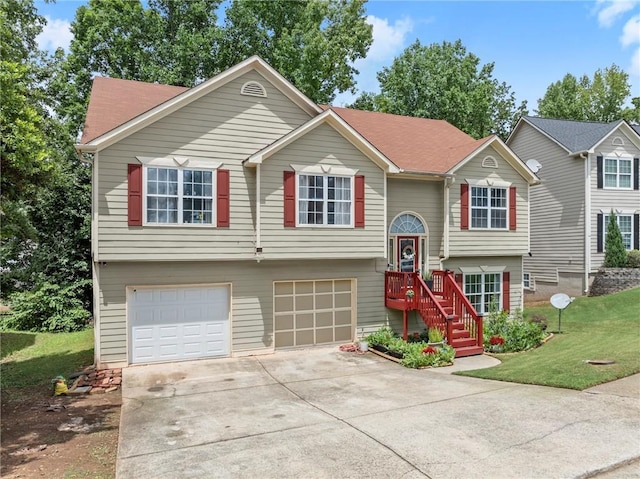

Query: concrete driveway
117 347 640 479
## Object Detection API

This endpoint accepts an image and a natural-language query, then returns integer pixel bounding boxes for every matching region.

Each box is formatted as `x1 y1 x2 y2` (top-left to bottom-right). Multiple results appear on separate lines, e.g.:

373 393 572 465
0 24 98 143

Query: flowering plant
422 346 437 355
489 335 505 345
405 288 415 298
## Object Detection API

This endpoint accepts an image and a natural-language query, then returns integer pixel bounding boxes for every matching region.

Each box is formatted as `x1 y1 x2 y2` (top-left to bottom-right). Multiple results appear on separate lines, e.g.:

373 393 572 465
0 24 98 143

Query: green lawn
1 329 94 391
457 288 640 390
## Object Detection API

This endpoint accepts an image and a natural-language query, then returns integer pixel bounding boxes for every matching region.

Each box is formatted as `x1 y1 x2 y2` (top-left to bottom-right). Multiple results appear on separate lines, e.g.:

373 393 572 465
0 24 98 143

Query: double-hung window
146 167 214 225
604 158 632 189
464 273 502 314
298 174 352 226
471 186 507 229
604 214 633 250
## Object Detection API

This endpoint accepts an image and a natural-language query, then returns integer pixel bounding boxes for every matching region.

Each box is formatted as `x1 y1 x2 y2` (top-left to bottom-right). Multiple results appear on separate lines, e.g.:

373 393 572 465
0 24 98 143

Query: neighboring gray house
507 116 640 300
76 57 538 368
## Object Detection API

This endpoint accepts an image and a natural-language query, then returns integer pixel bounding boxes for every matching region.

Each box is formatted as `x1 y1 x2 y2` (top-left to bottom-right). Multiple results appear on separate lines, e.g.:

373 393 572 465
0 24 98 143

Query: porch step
454 345 485 358
451 321 465 330
450 337 478 348
450 329 470 339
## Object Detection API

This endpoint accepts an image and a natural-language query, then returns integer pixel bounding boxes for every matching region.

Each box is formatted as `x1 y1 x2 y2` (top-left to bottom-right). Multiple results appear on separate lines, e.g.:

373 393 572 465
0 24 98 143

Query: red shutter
355 175 365 228
502 271 510 312
460 183 469 230
217 169 230 227
509 186 517 230
283 171 296 227
128 164 143 226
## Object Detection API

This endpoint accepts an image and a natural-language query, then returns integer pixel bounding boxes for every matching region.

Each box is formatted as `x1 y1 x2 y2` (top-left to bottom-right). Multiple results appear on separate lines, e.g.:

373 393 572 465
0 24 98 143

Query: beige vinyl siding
449 146 530 256
96 70 312 261
259 123 386 259
590 129 640 270
387 177 445 267
96 259 385 364
509 123 586 283
444 256 524 312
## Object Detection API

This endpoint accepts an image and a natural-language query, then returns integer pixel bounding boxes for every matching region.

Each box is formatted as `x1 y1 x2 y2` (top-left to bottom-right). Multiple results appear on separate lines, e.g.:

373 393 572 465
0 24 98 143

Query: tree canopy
348 39 526 139
536 65 639 123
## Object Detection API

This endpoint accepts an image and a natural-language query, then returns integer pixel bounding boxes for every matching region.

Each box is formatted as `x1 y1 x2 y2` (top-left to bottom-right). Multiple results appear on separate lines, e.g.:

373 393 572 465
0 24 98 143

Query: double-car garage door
129 285 230 364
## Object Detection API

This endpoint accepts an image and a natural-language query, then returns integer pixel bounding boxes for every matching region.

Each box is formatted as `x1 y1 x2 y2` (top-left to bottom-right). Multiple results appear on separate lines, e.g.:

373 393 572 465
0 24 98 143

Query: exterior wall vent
241 81 267 98
612 136 624 146
482 156 498 168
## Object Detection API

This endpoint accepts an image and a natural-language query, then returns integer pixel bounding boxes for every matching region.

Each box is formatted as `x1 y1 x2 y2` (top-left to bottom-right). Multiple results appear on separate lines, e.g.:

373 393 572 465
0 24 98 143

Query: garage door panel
129 285 230 364
274 279 354 348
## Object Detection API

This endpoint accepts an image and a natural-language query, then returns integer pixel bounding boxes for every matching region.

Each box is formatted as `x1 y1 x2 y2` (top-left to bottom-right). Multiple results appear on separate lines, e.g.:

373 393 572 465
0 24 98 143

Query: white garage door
129 285 230 364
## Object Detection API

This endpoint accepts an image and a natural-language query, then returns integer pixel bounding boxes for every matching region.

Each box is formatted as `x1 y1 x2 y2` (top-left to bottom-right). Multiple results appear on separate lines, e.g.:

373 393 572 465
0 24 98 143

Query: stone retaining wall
589 268 640 297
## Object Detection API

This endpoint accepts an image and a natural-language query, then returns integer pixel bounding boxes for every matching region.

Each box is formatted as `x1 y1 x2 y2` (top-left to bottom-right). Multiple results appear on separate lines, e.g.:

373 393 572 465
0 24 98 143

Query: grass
457 288 640 390
1 328 94 390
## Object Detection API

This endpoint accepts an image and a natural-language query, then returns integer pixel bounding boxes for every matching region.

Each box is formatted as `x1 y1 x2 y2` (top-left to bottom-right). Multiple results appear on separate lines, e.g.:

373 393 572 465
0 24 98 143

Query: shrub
2 281 92 333
400 343 455 368
364 326 397 347
603 211 628 267
483 308 546 353
626 250 640 268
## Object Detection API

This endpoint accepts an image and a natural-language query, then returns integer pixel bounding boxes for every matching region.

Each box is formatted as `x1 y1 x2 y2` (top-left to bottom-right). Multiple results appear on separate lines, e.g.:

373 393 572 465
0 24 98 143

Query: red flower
489 335 505 345
422 346 437 355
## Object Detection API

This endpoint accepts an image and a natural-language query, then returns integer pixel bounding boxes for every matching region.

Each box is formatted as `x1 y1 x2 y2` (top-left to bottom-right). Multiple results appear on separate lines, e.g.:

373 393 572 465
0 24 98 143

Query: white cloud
333 15 414 106
620 13 640 46
630 47 640 85
365 15 414 62
595 0 637 28
36 16 73 52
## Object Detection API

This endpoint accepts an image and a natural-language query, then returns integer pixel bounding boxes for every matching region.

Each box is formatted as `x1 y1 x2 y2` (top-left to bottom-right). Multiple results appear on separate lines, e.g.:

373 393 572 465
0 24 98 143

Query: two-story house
76 57 538 368
507 116 640 300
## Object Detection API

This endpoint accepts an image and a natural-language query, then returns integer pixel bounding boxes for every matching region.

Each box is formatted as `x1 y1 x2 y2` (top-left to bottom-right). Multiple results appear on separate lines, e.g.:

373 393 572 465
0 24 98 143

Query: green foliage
400 343 455 369
349 39 526 139
536 65 637 122
364 325 397 347
460 288 640 390
2 281 92 333
483 308 546 353
603 211 628 267
626 250 640 268
428 327 444 343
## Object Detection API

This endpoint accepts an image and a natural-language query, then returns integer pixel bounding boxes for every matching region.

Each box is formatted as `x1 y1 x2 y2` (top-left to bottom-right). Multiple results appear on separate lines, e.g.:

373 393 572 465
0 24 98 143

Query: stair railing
440 271 483 348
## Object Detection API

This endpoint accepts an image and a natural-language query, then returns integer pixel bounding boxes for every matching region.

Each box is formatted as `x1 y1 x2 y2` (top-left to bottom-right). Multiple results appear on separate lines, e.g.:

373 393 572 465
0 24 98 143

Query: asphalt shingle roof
524 116 622 153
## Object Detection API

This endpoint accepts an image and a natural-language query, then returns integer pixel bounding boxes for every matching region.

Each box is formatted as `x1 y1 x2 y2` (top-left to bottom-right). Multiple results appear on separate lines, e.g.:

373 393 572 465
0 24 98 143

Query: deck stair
384 270 484 358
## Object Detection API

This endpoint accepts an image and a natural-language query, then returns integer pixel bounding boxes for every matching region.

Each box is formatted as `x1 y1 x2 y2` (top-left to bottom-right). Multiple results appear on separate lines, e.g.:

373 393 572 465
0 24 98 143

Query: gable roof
510 116 640 153
76 56 322 152
325 106 485 175
81 77 187 144
245 109 401 173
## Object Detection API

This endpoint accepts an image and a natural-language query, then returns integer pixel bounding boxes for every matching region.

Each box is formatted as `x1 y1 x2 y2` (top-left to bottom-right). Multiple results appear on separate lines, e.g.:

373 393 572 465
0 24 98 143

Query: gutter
440 176 454 268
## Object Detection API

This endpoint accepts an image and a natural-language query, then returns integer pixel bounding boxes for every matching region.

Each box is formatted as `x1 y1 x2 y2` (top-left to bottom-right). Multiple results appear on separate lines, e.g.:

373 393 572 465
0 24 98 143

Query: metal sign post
550 293 575 333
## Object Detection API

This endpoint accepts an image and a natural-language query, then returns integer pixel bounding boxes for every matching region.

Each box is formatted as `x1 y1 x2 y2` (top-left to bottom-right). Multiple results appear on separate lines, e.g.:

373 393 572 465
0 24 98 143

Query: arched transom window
390 213 426 234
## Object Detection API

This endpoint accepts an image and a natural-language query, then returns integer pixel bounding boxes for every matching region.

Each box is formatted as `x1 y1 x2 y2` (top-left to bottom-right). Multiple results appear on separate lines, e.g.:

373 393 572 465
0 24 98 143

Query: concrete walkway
117 347 640 479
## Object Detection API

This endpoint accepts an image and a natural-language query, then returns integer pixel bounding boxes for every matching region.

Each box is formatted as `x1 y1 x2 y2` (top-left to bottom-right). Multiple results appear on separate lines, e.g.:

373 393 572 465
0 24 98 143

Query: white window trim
291 164 358 177
523 272 534 290
142 162 219 227
295 172 355 228
463 271 503 314
469 184 509 230
603 156 633 190
602 210 635 251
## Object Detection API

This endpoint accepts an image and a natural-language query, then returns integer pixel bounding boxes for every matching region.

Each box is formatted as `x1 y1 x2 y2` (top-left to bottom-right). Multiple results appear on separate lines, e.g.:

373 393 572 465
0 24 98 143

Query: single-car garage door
274 279 355 348
128 285 230 364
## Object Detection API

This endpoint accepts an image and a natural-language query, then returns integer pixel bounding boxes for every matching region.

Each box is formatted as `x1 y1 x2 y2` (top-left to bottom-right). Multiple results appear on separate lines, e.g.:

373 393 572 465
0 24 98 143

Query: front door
398 236 418 272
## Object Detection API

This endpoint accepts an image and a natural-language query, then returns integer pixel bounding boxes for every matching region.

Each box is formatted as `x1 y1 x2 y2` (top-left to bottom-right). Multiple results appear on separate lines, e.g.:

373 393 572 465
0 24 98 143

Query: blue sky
36 0 640 111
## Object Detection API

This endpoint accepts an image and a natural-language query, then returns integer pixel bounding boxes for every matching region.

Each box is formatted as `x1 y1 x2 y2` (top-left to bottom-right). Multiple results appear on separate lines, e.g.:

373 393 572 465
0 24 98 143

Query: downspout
256 164 262 260
440 177 453 269
583 152 591 293
383 171 388 261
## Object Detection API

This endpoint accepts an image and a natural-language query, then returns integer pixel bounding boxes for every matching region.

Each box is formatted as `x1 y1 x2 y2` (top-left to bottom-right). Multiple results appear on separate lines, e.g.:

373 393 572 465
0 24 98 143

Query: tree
603 211 627 268
536 65 639 123
348 40 526 139
63 0 372 135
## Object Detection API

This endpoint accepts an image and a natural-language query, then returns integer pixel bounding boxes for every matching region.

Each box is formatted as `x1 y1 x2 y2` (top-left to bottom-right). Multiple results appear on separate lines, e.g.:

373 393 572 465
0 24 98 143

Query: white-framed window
604 214 633 250
471 186 507 229
298 174 352 226
464 273 502 314
523 272 532 290
145 166 215 225
604 158 632 189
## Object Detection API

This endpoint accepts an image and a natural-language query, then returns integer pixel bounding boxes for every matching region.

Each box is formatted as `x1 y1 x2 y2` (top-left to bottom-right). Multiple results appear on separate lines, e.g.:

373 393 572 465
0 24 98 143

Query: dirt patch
1 385 121 479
